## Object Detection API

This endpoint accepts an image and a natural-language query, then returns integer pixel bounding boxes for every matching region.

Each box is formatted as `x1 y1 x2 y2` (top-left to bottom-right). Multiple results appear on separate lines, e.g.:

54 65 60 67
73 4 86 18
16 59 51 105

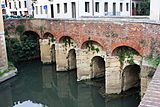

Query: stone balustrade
139 64 160 107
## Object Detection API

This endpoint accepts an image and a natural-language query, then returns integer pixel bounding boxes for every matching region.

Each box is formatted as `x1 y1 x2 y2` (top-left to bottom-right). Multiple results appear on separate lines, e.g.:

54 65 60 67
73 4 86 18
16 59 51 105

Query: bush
6 34 40 62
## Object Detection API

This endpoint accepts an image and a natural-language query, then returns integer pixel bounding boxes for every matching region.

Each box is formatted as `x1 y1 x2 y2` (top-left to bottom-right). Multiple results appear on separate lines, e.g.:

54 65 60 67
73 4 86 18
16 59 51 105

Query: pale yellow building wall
0 1 8 69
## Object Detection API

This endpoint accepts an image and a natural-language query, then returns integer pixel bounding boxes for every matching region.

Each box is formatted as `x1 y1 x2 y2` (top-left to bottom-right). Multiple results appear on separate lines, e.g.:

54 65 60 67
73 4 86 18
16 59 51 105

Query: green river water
0 59 140 107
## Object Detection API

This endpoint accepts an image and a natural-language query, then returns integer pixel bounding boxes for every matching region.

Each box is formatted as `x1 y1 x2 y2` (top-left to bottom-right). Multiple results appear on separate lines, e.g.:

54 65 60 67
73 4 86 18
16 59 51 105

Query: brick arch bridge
4 18 160 95
5 18 160 56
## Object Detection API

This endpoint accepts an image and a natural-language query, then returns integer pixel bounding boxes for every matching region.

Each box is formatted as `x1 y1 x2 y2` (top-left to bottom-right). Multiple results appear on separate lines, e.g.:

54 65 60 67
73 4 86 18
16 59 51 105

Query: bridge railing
139 64 160 107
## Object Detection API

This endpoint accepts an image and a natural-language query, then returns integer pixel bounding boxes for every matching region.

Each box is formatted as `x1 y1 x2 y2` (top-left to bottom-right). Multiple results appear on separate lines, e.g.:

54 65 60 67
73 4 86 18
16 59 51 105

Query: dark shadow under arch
91 56 105 78
67 49 76 70
122 64 140 91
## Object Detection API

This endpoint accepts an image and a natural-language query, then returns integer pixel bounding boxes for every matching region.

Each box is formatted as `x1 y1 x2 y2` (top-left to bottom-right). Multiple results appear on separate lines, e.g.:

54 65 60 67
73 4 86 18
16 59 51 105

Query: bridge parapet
139 64 160 107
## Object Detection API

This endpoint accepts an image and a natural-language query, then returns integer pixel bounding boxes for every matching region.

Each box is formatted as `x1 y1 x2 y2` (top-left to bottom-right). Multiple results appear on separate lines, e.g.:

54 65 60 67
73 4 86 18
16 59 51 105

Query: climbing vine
38 26 45 37
117 47 139 65
86 43 99 53
145 37 160 72
15 25 25 36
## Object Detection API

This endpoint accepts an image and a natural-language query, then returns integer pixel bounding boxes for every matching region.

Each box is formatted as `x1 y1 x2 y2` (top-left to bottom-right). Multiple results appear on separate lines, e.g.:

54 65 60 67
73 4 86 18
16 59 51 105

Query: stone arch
122 64 140 91
44 32 54 38
111 43 142 56
67 49 76 70
80 38 105 50
81 40 105 51
23 30 40 39
57 32 78 45
90 56 105 78
112 46 140 56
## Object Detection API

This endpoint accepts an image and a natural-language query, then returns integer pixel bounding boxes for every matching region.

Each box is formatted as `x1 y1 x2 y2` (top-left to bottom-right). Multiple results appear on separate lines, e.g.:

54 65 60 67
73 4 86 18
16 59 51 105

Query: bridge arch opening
23 31 40 38
44 32 56 63
122 64 140 91
67 49 76 70
59 36 77 47
90 56 105 78
44 32 55 42
22 31 40 59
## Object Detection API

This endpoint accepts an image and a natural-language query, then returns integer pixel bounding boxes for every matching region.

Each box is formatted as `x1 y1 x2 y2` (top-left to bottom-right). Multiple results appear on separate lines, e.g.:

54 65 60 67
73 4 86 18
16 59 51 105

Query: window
57 4 60 13
36 6 38 14
132 3 134 8
24 1 27 8
95 2 99 12
120 3 123 12
5 0 7 7
85 2 89 13
113 3 116 15
14 2 16 9
104 2 108 12
126 3 129 11
9 2 11 9
19 1 21 8
40 6 42 14
64 3 67 13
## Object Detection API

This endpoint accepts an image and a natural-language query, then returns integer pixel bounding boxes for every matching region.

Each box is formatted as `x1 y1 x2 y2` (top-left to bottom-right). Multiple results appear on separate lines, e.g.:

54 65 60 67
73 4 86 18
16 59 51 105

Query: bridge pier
76 49 106 81
105 55 142 94
55 43 77 71
105 56 122 94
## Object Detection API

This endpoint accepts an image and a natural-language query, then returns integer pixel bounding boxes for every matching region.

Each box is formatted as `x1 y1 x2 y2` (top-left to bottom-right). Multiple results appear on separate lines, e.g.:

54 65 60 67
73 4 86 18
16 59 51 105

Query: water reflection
0 59 140 107
13 100 47 107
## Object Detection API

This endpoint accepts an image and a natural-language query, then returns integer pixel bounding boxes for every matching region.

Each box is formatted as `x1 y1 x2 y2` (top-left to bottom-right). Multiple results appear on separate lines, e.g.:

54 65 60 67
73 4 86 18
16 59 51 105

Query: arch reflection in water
13 100 47 107
0 59 140 107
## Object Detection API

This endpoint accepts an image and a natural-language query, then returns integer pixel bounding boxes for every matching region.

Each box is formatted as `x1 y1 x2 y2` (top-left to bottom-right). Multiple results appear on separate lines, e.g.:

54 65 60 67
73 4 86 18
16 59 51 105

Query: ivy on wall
5 25 40 62
116 47 139 65
145 37 160 73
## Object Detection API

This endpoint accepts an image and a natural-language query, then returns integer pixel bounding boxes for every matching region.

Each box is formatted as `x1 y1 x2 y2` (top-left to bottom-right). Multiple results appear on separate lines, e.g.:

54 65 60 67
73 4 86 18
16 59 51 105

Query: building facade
0 2 8 69
34 0 142 19
1 0 33 16
150 0 160 20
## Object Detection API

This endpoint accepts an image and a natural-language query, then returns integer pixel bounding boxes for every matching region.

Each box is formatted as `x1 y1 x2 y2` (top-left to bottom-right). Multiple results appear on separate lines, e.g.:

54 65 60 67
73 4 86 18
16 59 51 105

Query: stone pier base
105 56 122 94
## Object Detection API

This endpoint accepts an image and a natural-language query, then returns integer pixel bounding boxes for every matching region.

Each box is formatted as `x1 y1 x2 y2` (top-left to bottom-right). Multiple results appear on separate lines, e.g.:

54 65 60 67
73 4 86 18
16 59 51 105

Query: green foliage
16 25 25 36
4 28 8 35
139 0 150 15
6 34 39 62
0 71 3 76
105 32 118 37
64 37 72 47
86 43 100 53
117 47 139 64
139 39 146 47
7 24 15 30
144 37 160 73
0 67 14 76
88 36 91 40
39 26 45 37
146 56 160 69
29 15 34 19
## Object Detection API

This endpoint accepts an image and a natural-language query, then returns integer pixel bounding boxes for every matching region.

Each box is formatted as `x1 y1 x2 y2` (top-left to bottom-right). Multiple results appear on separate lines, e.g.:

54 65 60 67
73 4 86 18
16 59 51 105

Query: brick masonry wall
4 19 160 57
139 64 160 107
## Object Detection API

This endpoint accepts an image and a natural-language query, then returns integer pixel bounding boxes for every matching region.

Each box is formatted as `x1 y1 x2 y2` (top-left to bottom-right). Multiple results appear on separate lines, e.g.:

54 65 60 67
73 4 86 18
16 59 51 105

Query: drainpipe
92 0 94 16
130 0 132 16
